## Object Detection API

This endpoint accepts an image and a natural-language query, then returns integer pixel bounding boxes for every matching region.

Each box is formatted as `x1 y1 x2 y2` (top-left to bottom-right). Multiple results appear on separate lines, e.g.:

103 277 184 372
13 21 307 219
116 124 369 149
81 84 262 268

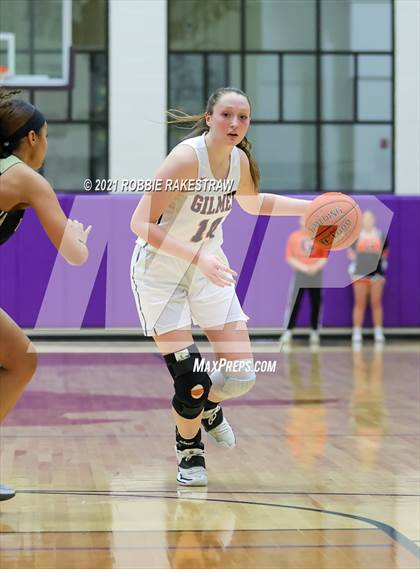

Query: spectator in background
280 217 328 348
348 210 389 346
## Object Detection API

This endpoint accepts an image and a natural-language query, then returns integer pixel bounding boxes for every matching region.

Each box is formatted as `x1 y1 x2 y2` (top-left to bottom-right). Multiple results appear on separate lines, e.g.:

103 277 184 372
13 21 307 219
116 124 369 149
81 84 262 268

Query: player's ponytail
168 87 260 190
167 110 208 139
236 134 260 190
0 87 45 158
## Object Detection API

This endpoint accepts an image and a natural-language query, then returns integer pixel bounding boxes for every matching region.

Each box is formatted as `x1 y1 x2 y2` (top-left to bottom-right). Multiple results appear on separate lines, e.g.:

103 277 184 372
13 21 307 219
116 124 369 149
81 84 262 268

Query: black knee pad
164 344 212 419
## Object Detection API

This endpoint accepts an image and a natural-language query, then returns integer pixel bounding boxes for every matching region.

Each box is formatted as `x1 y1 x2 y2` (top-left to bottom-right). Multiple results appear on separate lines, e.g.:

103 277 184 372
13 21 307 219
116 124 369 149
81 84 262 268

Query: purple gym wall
0 195 419 330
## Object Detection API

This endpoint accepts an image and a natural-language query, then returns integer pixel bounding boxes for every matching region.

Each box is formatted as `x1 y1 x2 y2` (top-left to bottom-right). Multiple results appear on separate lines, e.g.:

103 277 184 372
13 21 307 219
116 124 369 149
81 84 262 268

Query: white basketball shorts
130 242 248 337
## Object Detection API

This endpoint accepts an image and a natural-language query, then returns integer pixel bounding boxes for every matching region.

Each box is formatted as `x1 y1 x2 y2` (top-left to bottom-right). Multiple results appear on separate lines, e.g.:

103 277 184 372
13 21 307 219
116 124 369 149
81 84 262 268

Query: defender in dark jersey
0 89 92 500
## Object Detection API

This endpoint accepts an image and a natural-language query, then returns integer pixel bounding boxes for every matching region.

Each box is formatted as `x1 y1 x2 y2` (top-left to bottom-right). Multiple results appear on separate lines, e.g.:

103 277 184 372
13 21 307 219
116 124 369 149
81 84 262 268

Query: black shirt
0 207 25 245
0 156 25 245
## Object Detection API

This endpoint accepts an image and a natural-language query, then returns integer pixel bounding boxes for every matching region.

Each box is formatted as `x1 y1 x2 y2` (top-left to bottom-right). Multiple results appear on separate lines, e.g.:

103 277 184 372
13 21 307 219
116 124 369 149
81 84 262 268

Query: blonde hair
168 87 260 190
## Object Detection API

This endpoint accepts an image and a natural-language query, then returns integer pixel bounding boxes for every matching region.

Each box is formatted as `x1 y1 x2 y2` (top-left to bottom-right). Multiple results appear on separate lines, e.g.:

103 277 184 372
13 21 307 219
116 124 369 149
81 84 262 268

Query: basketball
303 192 362 251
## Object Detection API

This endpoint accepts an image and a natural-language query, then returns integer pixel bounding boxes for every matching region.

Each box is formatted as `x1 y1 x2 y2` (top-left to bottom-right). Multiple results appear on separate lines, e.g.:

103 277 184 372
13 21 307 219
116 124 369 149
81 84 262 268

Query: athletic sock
204 399 218 412
176 427 203 452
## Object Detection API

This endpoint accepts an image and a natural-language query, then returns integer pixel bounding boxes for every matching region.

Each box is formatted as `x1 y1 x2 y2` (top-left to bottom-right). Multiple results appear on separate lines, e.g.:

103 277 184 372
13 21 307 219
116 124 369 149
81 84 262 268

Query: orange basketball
304 193 362 251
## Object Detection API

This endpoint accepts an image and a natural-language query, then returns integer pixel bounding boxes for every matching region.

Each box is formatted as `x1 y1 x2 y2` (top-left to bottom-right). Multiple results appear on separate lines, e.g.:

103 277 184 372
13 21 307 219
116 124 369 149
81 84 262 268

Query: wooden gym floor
0 340 419 568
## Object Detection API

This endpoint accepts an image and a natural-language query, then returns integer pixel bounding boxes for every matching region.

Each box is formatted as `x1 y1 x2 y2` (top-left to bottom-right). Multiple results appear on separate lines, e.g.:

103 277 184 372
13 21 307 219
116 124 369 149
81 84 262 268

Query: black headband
1 107 46 148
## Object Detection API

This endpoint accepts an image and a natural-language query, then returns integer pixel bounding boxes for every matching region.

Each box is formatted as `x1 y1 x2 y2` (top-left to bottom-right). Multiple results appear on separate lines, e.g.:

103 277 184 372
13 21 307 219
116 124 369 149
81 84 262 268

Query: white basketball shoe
176 446 208 487
202 405 236 449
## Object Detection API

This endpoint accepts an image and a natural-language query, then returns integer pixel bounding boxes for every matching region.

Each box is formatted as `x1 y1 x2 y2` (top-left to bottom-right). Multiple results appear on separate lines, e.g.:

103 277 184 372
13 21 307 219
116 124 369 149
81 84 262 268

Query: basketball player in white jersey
130 87 310 486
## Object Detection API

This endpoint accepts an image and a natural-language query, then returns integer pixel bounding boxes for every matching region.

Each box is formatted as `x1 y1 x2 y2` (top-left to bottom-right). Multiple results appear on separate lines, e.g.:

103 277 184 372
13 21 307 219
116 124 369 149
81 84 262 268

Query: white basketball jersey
140 134 241 255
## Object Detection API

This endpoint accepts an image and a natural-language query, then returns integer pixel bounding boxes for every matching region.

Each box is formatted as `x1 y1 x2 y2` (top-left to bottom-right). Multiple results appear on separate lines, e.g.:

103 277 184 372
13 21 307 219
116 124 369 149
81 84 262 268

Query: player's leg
154 328 212 486
131 246 211 486
201 320 255 447
188 255 255 448
0 308 37 501
370 278 385 342
0 309 37 422
154 328 206 440
352 281 369 344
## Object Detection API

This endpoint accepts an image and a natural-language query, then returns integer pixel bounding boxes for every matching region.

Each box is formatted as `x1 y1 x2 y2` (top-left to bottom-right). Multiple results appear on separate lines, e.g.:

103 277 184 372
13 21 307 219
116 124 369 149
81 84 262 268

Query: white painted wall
109 0 167 184
395 0 420 195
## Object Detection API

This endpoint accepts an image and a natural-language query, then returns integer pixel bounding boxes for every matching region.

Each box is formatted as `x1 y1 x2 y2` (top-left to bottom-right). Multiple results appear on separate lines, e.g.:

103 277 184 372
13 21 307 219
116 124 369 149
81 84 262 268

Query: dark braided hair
0 88 45 158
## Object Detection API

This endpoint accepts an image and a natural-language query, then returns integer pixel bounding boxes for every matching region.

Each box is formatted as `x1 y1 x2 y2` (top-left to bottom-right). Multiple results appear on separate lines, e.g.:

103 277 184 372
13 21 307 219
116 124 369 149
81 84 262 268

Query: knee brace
210 358 256 399
164 344 212 419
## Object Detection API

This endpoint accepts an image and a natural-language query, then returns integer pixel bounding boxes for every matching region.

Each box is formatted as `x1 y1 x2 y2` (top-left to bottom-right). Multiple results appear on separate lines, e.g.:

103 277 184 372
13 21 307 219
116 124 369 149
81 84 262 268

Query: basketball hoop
0 1 72 88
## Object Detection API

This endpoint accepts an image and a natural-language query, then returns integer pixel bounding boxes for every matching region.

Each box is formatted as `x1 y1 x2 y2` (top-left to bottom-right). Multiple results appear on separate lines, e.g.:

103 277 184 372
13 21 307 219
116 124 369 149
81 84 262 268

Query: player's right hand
69 219 92 245
196 253 237 287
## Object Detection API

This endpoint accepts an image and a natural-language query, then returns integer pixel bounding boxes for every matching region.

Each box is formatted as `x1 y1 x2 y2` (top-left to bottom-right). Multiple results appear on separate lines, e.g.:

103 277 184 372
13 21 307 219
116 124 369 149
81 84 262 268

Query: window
0 0 108 192
168 0 394 193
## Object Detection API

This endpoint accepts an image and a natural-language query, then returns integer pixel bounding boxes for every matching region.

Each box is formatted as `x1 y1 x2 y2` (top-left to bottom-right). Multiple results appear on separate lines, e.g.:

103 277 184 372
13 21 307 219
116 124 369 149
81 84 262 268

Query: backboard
0 0 72 88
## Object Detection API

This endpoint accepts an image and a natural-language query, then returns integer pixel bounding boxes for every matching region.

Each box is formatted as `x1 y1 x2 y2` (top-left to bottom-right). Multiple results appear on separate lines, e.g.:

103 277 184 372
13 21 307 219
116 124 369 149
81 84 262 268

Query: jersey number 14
191 217 223 243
